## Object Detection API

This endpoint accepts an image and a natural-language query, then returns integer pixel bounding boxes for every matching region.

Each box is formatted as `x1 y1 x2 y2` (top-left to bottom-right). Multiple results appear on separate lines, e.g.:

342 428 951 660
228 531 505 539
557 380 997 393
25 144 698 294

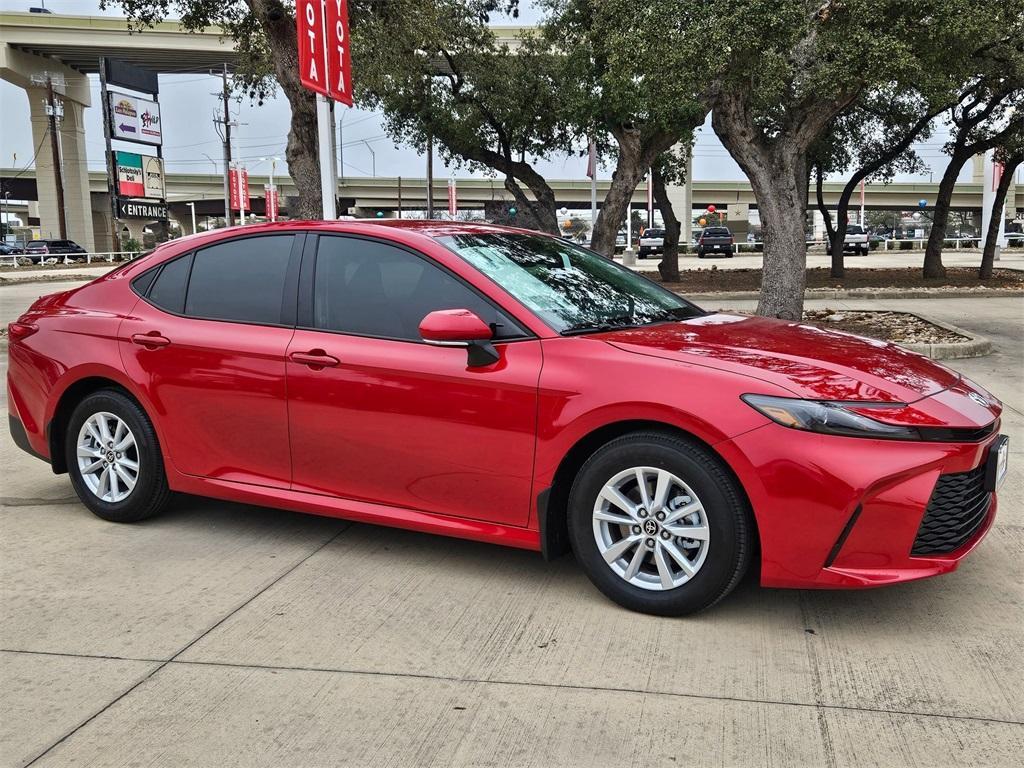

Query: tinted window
131 267 159 297
147 253 192 313
846 225 865 235
705 227 730 236
185 235 293 324
313 236 525 341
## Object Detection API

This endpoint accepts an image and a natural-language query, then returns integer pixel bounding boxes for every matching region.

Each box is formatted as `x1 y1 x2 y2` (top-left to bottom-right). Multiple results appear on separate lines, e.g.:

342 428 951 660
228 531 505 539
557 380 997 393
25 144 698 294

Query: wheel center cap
106 450 116 462
643 519 659 536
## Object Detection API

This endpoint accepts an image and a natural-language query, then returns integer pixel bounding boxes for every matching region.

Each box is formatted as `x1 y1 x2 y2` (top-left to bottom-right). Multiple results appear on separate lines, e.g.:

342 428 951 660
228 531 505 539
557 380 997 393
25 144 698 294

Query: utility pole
216 65 234 226
426 132 434 219
98 59 121 253
43 75 67 240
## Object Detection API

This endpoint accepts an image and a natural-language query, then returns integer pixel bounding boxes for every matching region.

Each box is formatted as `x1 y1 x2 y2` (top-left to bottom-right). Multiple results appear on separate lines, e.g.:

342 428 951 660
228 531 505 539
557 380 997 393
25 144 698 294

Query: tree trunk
252 0 323 218
652 164 680 282
715 126 810 319
815 166 841 278
749 154 811 320
590 126 677 257
922 149 970 278
980 154 1021 279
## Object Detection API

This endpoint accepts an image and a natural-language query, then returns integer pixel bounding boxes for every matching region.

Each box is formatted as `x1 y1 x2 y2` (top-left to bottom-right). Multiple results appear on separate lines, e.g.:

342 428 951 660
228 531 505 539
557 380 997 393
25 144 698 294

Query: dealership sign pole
298 0 353 220
99 58 167 249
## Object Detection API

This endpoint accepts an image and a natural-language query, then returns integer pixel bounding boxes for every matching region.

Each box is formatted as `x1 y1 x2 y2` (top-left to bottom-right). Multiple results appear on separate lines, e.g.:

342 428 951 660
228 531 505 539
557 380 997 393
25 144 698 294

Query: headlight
741 394 919 440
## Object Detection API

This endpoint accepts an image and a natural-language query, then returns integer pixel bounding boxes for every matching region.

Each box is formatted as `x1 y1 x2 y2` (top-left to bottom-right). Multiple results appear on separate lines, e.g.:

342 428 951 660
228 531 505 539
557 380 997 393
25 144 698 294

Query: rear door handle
131 332 171 348
289 349 340 368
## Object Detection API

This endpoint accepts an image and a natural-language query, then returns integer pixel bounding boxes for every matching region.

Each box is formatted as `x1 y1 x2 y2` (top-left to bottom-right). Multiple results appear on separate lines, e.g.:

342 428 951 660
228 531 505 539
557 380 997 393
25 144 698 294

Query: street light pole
187 202 197 234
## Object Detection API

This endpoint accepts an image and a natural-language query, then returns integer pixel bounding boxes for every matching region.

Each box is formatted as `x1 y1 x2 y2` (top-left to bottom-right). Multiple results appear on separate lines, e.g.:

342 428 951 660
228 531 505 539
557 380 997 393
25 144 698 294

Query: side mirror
419 309 499 367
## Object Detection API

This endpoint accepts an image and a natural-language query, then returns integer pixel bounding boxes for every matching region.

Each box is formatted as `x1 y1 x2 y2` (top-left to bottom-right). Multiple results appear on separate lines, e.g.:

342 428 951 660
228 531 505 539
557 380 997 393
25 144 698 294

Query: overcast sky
0 0 986 190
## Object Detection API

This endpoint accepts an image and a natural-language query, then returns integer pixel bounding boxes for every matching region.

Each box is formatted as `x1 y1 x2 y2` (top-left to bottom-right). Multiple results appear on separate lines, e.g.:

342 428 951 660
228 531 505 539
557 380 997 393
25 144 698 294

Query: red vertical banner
324 0 353 106
297 0 328 96
265 185 279 222
230 168 250 211
448 178 457 217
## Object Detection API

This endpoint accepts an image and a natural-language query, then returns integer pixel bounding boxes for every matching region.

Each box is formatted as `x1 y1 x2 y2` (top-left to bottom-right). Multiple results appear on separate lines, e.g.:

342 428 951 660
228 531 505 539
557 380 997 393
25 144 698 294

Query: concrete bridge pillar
27 87 94 250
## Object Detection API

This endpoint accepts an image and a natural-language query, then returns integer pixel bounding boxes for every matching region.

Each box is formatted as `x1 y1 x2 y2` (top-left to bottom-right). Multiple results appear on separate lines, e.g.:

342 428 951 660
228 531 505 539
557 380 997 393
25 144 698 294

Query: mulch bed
654 267 1024 293
802 309 968 345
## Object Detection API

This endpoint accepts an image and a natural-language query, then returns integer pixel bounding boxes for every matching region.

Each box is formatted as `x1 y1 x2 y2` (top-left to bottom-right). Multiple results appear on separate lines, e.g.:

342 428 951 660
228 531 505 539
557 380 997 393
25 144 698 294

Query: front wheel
66 389 170 523
567 432 753 616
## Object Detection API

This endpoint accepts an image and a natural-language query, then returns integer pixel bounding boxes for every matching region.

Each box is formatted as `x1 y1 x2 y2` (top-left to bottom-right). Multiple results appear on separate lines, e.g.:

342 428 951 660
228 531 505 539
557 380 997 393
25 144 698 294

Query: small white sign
109 92 162 146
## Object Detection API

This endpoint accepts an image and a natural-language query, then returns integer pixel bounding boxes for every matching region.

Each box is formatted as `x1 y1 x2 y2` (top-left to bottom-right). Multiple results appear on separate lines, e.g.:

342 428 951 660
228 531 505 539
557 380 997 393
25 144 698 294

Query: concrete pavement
1 291 1022 767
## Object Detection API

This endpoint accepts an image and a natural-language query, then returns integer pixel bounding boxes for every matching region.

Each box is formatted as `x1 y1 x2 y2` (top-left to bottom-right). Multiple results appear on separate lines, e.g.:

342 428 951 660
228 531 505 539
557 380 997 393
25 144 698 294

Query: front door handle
289 349 340 368
132 332 171 348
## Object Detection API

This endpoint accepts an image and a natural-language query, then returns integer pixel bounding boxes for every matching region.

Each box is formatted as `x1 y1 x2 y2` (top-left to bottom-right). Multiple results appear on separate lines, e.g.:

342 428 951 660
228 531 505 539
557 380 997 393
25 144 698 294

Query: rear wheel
66 389 170 523
567 432 752 616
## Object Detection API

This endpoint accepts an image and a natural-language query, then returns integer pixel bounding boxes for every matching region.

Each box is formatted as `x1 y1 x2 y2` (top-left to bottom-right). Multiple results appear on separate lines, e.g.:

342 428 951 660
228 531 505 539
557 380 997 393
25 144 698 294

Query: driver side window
312 236 526 341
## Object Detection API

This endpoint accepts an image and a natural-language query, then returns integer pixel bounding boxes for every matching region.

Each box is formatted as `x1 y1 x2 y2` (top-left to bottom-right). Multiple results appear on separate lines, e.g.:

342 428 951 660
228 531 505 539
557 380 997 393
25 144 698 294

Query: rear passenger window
147 253 192 314
184 235 293 324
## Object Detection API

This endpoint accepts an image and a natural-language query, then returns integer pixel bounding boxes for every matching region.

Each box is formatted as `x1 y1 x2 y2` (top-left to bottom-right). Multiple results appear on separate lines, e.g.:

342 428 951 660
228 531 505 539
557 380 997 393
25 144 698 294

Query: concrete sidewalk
1 295 1022 767
626 246 1024 272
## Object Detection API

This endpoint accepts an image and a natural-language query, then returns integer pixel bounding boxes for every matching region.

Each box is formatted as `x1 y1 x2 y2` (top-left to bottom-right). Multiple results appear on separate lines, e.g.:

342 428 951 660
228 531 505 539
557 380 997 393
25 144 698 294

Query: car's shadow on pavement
143 493 998 635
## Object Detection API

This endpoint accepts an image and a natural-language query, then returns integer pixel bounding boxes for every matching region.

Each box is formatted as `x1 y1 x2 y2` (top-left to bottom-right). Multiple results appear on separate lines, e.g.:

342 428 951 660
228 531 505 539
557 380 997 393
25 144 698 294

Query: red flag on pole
448 178 457 217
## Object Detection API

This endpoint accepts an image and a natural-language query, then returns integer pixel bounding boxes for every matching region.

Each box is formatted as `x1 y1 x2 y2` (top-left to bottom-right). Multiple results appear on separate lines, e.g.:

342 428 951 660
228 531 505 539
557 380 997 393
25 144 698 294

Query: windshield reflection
437 232 704 334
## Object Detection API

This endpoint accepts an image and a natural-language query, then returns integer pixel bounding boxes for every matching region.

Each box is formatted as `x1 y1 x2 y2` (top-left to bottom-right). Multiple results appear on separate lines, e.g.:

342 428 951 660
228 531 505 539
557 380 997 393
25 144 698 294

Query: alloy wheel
76 411 140 503
592 466 710 591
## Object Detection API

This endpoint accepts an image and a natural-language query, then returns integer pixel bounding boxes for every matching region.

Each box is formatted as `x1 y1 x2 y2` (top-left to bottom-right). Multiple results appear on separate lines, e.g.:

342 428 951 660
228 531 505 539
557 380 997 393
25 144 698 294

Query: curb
896 313 992 360
655 284 1024 301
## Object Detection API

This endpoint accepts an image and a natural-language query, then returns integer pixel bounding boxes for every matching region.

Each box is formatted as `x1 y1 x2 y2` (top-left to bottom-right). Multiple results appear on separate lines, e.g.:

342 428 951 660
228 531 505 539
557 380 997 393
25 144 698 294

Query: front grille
911 464 991 555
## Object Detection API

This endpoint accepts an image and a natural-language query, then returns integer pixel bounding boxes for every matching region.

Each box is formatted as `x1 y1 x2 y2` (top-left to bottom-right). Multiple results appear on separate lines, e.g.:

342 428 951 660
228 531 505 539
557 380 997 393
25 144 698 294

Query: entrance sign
109 92 162 145
116 198 168 220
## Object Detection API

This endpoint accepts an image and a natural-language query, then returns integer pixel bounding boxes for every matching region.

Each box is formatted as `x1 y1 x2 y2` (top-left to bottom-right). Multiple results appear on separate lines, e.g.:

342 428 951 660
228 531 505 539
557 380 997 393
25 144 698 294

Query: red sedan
7 221 1008 615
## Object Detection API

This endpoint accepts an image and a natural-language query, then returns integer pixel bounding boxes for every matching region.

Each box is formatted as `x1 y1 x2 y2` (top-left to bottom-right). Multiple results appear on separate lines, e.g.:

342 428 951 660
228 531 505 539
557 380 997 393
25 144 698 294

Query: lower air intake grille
911 464 991 555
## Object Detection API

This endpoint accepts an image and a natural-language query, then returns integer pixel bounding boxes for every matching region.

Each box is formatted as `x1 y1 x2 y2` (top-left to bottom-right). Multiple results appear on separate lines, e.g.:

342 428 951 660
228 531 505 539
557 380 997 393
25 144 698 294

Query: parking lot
1 285 1022 767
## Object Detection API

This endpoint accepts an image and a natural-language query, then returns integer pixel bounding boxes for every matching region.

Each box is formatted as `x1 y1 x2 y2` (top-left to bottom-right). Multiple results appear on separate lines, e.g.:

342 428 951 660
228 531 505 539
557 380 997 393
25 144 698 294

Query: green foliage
354 3 568 169
542 0 722 153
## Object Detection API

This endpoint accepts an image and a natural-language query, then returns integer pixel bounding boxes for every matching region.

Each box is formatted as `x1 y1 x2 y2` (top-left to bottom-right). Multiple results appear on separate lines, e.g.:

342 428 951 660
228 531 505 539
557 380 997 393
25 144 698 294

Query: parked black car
24 239 88 262
696 226 735 258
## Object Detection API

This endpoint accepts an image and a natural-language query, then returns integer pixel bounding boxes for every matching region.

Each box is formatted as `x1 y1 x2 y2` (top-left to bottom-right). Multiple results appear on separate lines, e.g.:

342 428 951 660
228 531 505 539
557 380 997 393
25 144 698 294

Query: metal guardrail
1 251 138 267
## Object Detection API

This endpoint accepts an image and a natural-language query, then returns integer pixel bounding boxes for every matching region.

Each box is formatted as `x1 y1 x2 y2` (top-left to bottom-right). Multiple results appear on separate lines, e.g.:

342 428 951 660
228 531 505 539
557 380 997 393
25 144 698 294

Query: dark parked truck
696 226 734 258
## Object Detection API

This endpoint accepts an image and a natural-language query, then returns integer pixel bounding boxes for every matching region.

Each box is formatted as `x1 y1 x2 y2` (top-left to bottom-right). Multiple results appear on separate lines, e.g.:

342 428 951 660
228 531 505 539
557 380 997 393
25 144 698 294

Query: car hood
602 313 961 404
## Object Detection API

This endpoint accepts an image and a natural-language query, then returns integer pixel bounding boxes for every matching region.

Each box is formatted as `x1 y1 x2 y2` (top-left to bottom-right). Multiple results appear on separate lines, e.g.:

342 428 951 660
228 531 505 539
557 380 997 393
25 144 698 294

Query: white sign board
109 92 162 145
143 155 165 198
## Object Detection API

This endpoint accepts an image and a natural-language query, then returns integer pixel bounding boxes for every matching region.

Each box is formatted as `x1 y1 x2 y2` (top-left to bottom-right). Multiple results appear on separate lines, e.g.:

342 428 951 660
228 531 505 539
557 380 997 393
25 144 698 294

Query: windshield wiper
560 314 637 336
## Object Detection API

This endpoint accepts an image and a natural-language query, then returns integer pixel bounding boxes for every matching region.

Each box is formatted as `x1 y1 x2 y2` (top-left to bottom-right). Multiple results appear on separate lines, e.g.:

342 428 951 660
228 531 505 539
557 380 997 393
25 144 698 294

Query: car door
120 233 302 487
286 234 542 527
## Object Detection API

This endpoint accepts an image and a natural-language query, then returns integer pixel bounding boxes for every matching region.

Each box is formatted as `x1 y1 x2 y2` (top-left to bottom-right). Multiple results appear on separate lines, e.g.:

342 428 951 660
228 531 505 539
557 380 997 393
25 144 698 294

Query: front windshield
436 232 704 334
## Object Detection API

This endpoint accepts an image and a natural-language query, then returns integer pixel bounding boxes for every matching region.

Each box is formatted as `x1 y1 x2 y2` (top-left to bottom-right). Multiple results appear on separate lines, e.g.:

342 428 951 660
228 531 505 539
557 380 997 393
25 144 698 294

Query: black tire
65 389 170 523
567 432 752 616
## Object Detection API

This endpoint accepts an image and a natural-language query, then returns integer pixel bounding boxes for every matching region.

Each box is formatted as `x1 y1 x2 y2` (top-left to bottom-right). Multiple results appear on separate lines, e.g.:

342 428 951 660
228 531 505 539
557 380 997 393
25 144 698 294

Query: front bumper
717 422 1001 589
